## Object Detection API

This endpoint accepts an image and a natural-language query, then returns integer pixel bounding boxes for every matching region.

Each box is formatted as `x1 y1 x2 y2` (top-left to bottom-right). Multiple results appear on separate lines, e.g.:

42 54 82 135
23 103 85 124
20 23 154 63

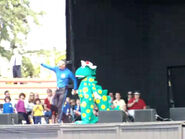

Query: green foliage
26 48 66 64
21 49 65 78
22 56 40 77
0 46 12 60
0 0 42 49
0 0 44 77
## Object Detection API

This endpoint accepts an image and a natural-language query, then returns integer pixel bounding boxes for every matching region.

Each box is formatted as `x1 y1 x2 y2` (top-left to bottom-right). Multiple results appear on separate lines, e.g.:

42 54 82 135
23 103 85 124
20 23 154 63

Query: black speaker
0 114 19 125
128 109 156 122
170 107 185 121
98 110 127 123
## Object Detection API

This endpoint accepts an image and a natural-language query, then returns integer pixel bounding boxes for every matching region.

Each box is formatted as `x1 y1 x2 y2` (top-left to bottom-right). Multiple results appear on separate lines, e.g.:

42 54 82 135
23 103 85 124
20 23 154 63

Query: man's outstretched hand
72 89 78 95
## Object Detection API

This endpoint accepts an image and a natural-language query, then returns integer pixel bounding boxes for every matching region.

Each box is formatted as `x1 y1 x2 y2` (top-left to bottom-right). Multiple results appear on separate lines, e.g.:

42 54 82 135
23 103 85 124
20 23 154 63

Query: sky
25 0 66 51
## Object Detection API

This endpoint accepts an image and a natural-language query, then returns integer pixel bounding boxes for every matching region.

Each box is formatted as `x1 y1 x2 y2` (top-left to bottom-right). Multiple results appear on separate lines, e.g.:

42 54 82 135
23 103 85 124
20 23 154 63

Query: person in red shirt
127 92 146 110
44 88 57 124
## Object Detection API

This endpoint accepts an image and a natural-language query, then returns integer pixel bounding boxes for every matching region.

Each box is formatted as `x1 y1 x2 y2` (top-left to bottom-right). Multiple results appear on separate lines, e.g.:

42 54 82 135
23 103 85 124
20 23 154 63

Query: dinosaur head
75 60 97 79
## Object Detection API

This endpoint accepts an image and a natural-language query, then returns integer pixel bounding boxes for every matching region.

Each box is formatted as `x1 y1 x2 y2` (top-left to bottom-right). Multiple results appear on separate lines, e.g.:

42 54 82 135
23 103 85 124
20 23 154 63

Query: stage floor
0 121 184 139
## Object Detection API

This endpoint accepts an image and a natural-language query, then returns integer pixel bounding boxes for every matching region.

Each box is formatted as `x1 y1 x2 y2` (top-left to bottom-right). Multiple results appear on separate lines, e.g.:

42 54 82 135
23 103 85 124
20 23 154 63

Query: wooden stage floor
0 121 184 139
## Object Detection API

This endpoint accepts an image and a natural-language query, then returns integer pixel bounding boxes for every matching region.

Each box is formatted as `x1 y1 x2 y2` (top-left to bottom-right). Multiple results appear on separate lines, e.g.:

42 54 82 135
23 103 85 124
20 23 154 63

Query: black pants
13 65 22 78
18 112 30 124
53 88 68 122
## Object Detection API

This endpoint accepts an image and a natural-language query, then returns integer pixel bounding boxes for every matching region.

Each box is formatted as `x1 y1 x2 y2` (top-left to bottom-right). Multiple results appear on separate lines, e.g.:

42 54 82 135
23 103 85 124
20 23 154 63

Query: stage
0 121 184 139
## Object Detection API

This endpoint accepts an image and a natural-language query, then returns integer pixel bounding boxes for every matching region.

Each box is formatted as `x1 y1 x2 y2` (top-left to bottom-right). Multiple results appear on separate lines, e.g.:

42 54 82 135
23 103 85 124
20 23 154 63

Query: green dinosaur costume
75 60 112 124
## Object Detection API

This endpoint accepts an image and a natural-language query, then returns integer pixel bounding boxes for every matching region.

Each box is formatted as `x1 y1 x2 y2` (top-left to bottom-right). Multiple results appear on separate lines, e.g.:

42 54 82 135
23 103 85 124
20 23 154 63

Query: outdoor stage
0 121 184 139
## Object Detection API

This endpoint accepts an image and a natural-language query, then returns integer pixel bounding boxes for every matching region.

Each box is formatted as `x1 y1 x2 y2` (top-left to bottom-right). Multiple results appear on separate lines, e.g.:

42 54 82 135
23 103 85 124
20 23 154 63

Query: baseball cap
134 91 140 95
128 91 132 95
58 60 66 66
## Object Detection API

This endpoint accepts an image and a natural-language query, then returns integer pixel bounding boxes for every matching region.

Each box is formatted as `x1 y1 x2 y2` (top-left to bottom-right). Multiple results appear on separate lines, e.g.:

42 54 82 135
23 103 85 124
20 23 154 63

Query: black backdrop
66 0 185 117
170 66 185 107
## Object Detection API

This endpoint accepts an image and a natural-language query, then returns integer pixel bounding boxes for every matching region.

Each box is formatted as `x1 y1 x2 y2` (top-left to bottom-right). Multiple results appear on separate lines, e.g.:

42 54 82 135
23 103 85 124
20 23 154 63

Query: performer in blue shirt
41 60 77 123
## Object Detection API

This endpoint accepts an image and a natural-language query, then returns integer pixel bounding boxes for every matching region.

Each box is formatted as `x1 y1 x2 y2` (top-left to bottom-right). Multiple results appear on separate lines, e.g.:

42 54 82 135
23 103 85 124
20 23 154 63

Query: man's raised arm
41 63 56 72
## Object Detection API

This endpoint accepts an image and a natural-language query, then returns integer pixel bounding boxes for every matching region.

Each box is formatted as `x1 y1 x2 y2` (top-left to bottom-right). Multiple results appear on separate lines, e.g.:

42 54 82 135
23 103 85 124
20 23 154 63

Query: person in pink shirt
16 93 30 124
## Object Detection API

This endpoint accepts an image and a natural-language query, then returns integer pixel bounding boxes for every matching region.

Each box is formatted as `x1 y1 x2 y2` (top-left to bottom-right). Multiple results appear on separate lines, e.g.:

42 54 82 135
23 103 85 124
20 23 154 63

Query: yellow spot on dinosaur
101 105 106 110
89 78 94 82
82 113 86 118
86 109 90 113
83 78 87 81
85 94 89 99
91 105 94 109
83 87 88 93
96 99 100 104
98 90 102 94
102 96 107 101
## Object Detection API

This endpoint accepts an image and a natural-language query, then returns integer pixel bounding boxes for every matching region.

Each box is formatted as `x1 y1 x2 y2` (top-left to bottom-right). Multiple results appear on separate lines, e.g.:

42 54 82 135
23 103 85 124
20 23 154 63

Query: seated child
73 99 81 121
3 96 14 114
62 98 72 123
32 98 43 124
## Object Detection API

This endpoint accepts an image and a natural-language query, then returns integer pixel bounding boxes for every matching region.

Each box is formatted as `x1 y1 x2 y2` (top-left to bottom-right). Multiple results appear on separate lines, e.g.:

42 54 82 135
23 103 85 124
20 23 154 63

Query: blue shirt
41 64 78 89
3 102 14 114
74 105 81 112
62 102 71 115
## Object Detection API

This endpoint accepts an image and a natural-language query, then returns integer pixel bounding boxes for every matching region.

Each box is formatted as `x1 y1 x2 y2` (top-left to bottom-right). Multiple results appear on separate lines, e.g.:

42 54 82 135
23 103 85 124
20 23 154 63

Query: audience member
62 97 72 123
108 92 114 105
4 90 16 108
113 92 127 111
4 90 10 97
3 96 14 114
35 93 40 100
25 92 35 124
70 99 76 121
127 91 146 110
73 99 81 121
44 89 53 124
126 91 133 104
16 93 29 124
32 98 43 124
70 99 76 108
93 104 99 116
50 104 58 124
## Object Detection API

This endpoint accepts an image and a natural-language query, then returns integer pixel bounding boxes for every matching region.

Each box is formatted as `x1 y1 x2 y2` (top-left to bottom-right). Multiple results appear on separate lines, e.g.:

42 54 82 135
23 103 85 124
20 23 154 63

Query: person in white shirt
25 92 35 124
113 92 127 111
10 48 22 78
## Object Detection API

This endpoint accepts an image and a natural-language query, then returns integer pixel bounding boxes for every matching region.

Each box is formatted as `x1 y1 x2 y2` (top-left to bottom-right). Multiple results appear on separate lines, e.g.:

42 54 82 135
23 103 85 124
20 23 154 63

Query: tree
0 0 43 77
20 49 66 78
22 56 40 77
0 0 42 56
0 46 11 60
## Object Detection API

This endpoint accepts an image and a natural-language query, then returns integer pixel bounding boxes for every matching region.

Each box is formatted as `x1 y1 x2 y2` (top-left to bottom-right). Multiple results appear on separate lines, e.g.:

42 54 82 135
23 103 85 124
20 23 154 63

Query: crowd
0 89 146 124
109 91 146 112
0 89 81 124
4 54 147 124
